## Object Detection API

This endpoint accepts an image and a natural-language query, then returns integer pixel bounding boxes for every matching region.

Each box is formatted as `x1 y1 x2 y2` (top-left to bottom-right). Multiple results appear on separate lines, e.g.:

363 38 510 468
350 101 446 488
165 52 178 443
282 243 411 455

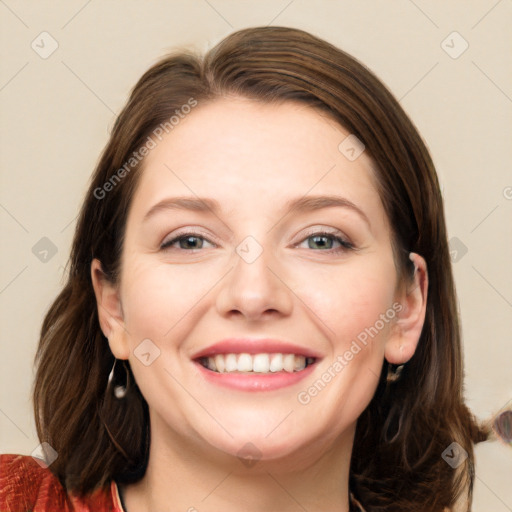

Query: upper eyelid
162 226 345 240
161 230 217 248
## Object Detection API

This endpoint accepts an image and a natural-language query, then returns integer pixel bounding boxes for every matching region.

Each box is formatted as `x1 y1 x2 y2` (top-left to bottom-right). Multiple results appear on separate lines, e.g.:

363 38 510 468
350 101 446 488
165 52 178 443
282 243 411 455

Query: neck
120 418 355 512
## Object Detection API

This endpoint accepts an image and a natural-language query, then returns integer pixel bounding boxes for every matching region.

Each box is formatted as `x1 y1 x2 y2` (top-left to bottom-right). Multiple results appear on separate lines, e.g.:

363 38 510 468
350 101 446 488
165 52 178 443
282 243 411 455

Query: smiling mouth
197 353 316 374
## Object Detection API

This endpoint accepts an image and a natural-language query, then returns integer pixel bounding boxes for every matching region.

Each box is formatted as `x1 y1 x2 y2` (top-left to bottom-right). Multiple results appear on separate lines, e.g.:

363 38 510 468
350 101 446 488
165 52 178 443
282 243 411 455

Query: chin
196 413 335 469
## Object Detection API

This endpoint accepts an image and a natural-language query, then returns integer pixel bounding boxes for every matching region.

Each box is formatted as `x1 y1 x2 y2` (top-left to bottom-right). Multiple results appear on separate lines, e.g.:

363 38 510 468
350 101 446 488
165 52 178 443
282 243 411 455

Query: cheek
121 258 214 341
292 262 396 349
292 263 395 416
118 259 212 429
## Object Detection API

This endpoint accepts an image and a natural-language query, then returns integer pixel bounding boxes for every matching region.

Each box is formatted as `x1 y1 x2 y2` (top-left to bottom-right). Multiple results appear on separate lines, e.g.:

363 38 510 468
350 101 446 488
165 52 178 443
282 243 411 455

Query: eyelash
160 230 354 254
300 231 355 252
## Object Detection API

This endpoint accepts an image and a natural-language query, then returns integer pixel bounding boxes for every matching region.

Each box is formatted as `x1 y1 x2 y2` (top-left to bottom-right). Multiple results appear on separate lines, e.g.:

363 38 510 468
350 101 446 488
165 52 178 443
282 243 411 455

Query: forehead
128 97 386 229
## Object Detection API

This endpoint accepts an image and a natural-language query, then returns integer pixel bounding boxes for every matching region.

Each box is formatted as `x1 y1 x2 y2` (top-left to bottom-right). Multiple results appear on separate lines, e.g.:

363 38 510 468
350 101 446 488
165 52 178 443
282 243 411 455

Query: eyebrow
143 194 371 228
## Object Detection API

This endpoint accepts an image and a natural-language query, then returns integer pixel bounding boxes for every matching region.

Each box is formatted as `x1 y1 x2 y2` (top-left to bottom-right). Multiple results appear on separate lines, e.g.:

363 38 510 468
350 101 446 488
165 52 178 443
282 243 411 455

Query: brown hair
33 26 490 511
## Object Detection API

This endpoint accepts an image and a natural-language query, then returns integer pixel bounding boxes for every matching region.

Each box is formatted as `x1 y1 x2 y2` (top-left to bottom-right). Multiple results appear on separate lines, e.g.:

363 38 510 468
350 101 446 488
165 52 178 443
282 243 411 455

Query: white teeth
283 354 296 372
214 354 225 373
294 355 306 371
225 353 238 372
253 354 270 373
269 353 283 372
200 353 314 374
237 353 253 372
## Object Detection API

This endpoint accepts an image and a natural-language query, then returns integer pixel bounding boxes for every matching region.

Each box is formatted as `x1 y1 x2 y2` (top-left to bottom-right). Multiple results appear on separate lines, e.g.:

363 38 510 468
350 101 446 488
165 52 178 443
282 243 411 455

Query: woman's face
96 97 420 468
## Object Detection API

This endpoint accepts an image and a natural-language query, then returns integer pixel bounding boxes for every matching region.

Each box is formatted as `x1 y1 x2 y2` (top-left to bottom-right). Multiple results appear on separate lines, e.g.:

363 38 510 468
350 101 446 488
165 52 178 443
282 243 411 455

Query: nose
215 241 294 322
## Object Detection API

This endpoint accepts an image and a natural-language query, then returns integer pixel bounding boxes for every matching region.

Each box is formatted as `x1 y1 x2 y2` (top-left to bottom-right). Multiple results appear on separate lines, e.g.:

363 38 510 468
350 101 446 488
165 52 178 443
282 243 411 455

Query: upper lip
191 338 322 360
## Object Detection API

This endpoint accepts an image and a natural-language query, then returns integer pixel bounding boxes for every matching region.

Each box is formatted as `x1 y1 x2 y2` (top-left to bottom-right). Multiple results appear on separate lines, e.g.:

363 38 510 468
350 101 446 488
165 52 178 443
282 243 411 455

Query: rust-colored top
0 454 123 511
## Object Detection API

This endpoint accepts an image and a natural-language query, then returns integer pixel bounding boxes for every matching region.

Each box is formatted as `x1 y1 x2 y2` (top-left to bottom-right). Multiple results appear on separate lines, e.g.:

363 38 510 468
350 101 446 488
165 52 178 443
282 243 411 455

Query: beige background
1 1 511 510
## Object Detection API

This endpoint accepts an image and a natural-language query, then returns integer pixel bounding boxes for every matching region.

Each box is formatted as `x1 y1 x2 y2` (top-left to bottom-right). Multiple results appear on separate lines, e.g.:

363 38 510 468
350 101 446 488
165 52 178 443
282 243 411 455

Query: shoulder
0 454 122 512
0 453 67 511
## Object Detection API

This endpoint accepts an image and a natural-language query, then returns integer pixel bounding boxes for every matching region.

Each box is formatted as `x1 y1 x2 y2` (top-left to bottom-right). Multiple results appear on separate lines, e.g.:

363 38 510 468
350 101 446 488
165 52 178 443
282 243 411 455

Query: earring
386 363 404 383
107 358 130 399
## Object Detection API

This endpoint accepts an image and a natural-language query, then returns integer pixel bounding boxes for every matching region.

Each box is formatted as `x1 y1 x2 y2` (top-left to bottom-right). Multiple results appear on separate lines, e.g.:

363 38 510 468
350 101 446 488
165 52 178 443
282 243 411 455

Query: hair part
33 26 489 511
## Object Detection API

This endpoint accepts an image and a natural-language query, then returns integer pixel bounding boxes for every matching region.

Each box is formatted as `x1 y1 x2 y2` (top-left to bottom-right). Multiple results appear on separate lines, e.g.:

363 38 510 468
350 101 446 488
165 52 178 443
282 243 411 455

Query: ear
90 258 130 360
385 252 428 365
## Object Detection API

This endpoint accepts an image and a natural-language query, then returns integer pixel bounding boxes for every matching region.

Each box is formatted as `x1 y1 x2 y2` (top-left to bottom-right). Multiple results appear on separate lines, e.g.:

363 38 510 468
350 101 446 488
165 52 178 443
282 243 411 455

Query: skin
91 97 428 512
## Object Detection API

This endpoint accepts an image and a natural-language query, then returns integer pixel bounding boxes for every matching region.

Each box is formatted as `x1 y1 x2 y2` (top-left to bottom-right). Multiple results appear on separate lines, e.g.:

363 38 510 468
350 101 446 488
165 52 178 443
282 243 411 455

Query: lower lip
194 361 317 391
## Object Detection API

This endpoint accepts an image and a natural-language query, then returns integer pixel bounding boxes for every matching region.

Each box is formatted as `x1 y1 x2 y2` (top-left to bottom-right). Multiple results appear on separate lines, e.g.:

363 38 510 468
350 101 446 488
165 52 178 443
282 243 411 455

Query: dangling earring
386 362 404 383
107 358 130 399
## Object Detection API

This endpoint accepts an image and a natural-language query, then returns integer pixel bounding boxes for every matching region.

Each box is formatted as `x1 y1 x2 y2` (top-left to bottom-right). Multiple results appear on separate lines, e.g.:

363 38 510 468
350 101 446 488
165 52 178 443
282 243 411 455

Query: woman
0 26 492 511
